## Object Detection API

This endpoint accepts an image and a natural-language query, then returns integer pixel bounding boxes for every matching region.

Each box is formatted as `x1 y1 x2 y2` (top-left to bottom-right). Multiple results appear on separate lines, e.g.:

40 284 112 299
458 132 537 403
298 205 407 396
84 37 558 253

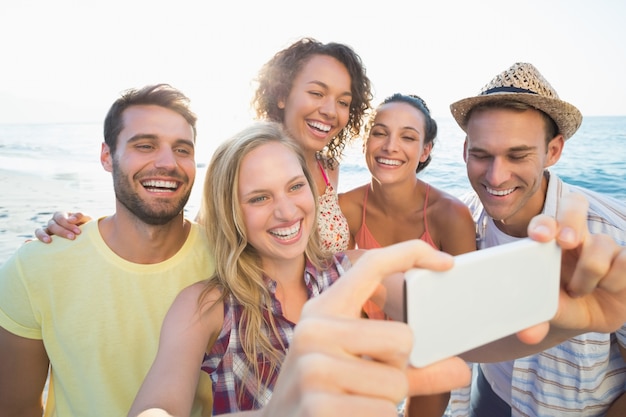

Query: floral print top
317 160 350 253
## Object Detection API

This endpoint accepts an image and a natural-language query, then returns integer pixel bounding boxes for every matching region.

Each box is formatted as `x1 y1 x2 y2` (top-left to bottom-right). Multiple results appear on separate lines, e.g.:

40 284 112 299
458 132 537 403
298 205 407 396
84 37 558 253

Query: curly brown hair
252 37 372 169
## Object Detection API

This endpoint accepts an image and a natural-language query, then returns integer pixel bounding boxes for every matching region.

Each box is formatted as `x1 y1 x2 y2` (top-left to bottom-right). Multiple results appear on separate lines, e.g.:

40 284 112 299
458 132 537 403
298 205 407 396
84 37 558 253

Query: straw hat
450 62 582 140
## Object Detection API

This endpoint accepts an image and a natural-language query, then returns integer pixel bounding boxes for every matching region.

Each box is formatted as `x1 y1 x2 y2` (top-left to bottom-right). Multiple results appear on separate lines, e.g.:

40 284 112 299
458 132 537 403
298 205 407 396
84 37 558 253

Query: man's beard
112 159 192 226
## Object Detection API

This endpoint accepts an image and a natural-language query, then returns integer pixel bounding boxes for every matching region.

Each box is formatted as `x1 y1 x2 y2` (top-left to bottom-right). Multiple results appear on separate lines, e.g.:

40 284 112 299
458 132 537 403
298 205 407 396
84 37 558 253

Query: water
1 116 625 264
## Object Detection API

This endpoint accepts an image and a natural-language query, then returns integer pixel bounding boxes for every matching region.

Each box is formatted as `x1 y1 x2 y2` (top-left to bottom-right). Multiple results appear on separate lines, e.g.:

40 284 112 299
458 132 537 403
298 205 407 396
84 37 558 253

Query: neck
369 177 423 213
265 254 308 323
98 210 190 264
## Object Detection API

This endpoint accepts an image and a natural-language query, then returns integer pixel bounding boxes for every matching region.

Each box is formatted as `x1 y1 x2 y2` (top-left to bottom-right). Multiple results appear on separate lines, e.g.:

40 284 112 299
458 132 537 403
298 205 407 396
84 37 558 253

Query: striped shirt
447 170 626 417
201 253 350 415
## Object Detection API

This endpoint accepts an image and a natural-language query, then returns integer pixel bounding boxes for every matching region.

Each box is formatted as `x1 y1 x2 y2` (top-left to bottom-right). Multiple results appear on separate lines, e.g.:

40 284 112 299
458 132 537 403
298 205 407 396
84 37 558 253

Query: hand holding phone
404 238 561 367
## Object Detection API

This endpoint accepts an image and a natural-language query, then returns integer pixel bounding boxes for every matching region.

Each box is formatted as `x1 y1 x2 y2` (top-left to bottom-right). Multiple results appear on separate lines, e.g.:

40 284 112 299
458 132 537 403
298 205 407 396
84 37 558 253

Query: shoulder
428 186 474 224
338 185 368 227
2 221 99 272
338 184 367 208
165 281 224 336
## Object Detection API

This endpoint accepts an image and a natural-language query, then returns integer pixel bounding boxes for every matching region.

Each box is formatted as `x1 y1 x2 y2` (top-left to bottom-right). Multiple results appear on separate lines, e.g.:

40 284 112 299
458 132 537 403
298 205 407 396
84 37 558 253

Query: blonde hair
197 120 330 401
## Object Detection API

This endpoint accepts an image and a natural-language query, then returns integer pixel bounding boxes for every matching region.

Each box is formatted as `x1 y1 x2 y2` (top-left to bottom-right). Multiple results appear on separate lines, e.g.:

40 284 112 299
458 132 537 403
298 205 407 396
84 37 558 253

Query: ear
420 142 433 162
101 142 113 172
462 137 469 163
545 134 564 168
277 98 286 110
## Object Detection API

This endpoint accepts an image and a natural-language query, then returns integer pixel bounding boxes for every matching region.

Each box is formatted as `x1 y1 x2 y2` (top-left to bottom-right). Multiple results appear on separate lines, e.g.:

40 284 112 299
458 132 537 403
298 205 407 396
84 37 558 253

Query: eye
290 182 306 192
509 153 529 161
309 91 323 98
135 144 155 151
469 152 490 160
174 146 193 156
338 99 351 108
248 195 268 204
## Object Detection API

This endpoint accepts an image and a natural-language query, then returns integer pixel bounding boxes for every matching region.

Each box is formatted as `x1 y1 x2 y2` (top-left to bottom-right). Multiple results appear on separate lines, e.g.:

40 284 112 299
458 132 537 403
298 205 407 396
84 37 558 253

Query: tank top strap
423 184 431 238
317 159 331 187
361 186 370 228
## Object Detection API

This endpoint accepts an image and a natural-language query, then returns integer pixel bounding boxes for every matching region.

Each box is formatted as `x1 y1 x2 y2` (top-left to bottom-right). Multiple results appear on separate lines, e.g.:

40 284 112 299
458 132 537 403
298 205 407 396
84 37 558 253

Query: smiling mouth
485 186 515 196
376 157 402 166
141 179 179 193
307 121 331 133
269 221 301 240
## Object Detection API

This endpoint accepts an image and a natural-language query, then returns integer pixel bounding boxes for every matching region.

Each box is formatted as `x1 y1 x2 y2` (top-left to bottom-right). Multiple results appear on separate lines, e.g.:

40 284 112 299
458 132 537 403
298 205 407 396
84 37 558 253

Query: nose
273 194 298 220
485 157 511 186
382 134 400 152
154 147 177 170
319 97 337 119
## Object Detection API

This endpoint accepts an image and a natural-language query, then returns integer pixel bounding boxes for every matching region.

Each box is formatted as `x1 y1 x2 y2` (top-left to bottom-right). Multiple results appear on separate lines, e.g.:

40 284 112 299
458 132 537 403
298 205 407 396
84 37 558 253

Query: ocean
1 116 625 264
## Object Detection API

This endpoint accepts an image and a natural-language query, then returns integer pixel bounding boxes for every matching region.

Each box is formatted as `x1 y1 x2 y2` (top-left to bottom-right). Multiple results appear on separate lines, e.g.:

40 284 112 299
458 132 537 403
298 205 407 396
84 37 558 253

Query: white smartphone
404 238 561 368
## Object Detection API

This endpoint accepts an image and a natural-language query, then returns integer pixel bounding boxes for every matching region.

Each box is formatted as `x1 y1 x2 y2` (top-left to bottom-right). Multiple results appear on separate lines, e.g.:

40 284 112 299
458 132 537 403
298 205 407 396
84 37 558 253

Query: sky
1 0 625 152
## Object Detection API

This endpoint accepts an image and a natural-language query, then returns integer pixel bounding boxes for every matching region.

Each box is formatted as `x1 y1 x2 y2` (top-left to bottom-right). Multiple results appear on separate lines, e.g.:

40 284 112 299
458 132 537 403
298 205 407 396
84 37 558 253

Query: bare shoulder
338 184 369 228
339 183 368 201
427 186 476 254
168 280 223 325
428 187 472 220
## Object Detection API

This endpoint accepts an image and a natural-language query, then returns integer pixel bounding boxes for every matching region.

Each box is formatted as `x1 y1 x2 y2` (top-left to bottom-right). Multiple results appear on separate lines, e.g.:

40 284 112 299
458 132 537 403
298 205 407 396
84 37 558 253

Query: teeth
308 121 331 132
142 180 178 190
376 157 401 166
486 186 514 196
269 222 301 240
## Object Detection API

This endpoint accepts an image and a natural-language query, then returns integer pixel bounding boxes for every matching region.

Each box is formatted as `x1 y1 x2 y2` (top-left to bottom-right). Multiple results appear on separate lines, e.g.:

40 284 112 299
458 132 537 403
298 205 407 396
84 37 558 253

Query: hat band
481 86 538 96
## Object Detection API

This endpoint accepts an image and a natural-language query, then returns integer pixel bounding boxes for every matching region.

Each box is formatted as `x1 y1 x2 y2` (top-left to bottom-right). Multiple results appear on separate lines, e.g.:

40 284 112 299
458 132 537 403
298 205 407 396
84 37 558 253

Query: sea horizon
1 115 625 264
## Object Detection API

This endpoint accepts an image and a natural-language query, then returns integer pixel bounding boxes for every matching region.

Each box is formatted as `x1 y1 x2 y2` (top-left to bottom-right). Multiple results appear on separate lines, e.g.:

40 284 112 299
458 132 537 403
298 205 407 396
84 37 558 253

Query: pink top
357 184 436 319
355 184 436 249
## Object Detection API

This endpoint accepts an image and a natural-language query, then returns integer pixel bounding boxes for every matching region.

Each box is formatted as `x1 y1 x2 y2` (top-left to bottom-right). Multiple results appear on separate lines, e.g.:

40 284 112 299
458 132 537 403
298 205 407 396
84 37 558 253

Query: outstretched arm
136 241 473 417
260 241 472 417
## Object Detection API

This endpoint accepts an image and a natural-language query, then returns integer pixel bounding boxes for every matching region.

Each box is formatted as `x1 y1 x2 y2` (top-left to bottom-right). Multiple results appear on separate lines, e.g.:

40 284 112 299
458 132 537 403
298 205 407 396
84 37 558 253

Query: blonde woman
127 121 404 416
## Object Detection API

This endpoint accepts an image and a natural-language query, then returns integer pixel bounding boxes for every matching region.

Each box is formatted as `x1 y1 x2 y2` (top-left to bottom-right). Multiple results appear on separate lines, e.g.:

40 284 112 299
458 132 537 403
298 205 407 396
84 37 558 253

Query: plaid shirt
201 253 350 414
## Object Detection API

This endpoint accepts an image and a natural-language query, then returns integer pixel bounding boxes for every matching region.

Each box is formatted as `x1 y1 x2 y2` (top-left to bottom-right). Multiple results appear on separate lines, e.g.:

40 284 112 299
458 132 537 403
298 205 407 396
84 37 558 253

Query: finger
565 233 618 296
299 393 400 417
554 193 590 250
515 322 550 345
294 352 408 405
527 214 557 242
596 245 626 294
292 317 412 369
34 227 52 243
553 244 626 334
406 356 471 395
65 212 93 225
304 240 453 318
45 218 77 239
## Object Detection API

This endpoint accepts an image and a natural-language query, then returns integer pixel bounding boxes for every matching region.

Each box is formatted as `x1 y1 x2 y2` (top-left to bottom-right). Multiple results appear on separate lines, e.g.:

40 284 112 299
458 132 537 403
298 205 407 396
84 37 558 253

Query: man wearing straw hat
449 63 626 416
